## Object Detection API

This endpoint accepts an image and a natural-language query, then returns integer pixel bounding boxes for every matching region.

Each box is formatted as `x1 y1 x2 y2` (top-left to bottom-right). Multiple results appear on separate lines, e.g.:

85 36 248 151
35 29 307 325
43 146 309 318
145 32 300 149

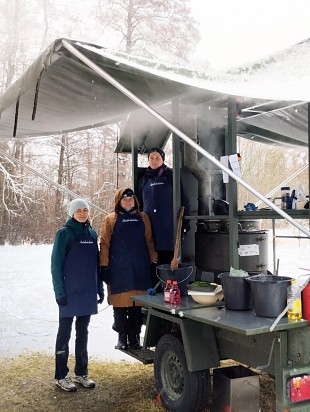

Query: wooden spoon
170 206 185 270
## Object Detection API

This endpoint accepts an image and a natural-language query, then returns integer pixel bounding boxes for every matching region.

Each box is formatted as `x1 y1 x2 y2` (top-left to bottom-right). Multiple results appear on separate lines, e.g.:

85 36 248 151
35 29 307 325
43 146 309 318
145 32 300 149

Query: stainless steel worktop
133 293 309 336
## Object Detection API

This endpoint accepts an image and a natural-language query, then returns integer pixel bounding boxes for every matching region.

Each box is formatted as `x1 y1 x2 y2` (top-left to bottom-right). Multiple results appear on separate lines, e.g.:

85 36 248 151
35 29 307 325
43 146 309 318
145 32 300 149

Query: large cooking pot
197 220 224 232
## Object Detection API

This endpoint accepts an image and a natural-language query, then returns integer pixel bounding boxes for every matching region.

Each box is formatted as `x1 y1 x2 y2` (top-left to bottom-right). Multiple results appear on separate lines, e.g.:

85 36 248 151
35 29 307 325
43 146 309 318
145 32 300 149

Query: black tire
154 334 211 412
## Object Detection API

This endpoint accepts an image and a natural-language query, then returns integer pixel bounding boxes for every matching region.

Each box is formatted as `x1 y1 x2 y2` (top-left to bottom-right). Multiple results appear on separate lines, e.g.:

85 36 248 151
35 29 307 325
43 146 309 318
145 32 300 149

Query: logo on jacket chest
150 182 165 187
122 218 139 223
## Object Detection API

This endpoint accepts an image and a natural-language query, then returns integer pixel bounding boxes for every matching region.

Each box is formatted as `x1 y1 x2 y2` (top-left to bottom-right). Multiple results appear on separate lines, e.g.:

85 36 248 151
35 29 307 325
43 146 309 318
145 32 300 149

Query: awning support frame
62 39 310 239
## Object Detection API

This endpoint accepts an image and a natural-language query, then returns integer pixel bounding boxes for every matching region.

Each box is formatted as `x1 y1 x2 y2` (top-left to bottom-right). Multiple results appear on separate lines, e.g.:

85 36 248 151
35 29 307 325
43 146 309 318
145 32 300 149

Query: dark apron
142 175 174 250
61 231 98 317
109 213 152 294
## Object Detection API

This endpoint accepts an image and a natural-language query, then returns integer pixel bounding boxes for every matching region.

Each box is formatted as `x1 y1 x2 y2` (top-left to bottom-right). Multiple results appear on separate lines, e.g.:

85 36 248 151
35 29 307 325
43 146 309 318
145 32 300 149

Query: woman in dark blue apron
99 188 158 351
51 198 104 392
138 147 191 278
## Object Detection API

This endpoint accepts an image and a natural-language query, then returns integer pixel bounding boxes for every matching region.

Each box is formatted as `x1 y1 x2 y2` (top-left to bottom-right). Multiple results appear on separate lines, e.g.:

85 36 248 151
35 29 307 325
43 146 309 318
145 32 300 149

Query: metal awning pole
255 163 309 207
62 39 310 238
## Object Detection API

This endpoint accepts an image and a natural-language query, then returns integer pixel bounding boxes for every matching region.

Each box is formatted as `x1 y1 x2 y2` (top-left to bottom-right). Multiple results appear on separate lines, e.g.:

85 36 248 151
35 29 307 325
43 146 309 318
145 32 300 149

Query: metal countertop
132 294 309 336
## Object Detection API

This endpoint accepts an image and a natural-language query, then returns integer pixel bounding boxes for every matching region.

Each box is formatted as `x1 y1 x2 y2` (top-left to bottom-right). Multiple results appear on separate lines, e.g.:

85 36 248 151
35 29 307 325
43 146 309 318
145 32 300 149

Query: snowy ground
0 244 135 362
0 232 309 360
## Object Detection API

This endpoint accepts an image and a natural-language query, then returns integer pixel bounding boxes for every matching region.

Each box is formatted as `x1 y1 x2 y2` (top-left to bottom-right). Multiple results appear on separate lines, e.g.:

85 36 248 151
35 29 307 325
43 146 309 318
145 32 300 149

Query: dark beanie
121 188 135 199
148 147 165 161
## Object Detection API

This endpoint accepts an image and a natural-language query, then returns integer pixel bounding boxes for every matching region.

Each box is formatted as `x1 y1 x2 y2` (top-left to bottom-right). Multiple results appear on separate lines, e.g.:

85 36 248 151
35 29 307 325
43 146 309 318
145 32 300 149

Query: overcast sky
191 0 310 69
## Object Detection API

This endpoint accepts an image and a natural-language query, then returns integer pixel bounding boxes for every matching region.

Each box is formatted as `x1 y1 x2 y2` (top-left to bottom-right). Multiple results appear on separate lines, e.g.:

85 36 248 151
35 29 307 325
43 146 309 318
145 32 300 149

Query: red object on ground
154 394 162 405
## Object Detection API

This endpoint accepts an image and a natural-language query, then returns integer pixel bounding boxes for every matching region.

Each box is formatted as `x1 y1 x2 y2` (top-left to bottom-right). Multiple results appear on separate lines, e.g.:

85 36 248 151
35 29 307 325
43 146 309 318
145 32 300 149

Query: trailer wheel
154 334 211 412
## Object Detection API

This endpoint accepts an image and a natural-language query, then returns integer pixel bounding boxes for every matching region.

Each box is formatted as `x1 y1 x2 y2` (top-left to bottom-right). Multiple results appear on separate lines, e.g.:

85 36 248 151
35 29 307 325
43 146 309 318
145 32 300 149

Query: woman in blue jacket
51 198 104 392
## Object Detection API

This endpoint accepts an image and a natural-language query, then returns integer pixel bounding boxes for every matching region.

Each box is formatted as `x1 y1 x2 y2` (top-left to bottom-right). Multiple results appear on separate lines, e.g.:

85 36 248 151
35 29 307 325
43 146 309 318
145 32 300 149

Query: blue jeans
55 315 91 379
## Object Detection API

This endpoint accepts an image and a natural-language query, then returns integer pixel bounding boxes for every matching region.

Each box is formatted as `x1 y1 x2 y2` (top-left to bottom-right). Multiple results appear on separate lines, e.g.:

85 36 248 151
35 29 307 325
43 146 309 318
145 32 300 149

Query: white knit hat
67 198 89 217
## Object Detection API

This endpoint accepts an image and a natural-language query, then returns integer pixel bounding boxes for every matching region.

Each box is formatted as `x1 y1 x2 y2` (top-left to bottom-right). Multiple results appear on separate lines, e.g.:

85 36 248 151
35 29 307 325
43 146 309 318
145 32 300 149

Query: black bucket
218 272 262 310
157 264 193 296
246 275 292 317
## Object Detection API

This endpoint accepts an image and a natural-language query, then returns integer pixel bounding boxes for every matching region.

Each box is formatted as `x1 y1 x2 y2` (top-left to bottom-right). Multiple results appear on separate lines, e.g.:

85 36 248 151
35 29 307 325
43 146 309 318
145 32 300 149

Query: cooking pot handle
226 222 243 232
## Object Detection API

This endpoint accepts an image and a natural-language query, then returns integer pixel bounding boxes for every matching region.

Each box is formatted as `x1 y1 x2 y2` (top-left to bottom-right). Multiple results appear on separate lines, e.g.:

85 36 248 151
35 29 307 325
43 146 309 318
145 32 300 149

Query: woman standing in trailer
138 147 191 280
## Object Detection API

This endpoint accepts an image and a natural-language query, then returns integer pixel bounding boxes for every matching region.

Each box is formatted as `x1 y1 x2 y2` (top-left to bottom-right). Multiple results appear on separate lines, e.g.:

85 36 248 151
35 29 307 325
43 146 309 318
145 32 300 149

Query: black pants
55 315 91 379
113 306 143 337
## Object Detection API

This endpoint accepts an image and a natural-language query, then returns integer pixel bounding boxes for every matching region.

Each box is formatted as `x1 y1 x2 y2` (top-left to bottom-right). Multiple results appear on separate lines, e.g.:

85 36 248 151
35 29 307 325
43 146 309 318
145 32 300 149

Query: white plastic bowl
188 285 223 305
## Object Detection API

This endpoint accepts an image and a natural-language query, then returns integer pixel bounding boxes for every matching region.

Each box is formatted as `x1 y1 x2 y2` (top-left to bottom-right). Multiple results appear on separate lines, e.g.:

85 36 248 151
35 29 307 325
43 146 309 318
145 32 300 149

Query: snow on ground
0 233 309 360
0 244 136 362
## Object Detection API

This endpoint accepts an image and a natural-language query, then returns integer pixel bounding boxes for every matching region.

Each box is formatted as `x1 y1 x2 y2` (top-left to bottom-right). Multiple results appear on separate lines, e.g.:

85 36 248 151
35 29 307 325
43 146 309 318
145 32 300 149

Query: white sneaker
74 375 96 388
56 374 77 392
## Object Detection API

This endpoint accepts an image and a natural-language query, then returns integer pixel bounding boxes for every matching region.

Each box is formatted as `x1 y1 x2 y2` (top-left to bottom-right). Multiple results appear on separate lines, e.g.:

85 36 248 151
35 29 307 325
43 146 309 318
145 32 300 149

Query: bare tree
238 137 308 211
0 0 202 244
54 134 66 220
95 0 200 63
0 141 35 244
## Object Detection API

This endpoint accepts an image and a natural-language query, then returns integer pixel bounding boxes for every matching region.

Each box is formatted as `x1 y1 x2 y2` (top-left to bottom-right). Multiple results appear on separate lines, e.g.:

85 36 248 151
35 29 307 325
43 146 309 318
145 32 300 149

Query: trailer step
117 347 155 364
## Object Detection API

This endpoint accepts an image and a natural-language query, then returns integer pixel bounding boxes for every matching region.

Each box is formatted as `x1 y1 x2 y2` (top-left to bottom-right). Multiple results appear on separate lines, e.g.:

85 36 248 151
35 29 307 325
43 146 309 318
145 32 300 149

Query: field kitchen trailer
1 38 310 411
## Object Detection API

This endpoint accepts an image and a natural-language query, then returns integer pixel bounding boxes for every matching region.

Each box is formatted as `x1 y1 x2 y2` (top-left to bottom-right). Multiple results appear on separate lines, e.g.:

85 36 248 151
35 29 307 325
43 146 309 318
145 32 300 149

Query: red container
302 283 310 322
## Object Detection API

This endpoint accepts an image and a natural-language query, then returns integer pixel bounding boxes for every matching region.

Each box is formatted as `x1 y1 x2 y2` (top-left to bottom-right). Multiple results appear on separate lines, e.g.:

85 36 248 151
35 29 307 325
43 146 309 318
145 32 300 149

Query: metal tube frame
62 39 310 239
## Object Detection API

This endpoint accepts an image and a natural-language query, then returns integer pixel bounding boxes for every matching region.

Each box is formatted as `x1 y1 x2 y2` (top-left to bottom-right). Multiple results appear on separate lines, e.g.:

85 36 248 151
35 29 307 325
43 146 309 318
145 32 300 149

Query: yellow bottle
287 280 302 320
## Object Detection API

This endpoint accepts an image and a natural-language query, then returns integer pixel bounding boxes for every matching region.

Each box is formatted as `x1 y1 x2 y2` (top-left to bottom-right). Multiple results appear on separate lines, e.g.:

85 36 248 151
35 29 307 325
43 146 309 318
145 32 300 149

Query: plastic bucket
246 275 292 317
157 264 193 296
218 272 262 310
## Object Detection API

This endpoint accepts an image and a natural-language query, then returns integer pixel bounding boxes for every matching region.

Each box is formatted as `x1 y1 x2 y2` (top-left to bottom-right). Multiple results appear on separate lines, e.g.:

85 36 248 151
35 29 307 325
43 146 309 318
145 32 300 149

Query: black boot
115 333 128 350
113 308 129 350
127 306 143 350
128 334 141 350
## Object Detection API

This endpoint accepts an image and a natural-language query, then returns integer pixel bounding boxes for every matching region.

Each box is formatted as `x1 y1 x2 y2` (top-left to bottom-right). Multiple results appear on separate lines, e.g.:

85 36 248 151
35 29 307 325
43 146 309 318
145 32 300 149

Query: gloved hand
181 219 190 241
182 219 191 235
56 296 67 306
151 262 157 278
147 288 156 296
100 266 111 284
97 292 104 304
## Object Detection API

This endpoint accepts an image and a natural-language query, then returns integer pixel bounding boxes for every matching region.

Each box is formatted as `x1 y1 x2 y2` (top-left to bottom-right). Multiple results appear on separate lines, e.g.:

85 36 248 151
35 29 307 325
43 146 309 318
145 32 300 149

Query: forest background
0 0 308 245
